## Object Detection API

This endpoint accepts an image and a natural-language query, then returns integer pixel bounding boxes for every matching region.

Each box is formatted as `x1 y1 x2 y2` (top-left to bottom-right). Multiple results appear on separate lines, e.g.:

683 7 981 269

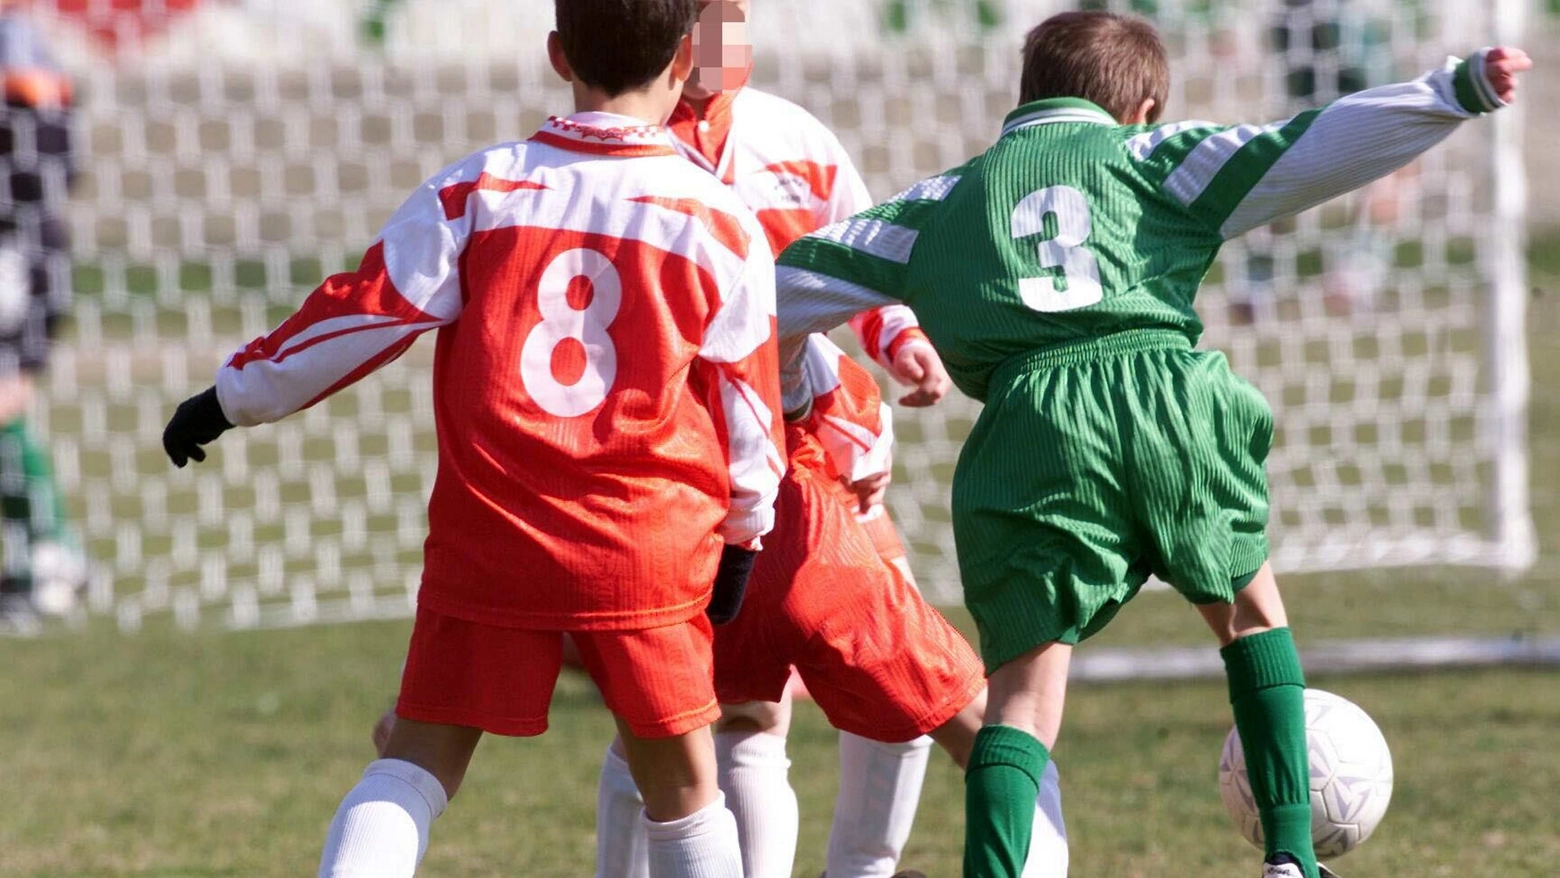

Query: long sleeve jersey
214 113 785 630
668 83 933 371
772 52 1509 404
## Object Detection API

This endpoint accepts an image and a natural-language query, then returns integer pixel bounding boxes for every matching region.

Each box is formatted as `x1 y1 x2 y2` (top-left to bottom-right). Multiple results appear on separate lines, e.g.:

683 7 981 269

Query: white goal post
5 0 1529 632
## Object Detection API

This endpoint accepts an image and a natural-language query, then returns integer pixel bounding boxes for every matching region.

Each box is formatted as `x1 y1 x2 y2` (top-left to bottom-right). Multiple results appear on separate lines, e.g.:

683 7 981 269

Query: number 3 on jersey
1011 185 1103 312
520 248 622 417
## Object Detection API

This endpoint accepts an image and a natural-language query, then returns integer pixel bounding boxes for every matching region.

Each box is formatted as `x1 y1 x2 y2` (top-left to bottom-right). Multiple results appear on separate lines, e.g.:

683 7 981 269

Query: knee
716 698 791 736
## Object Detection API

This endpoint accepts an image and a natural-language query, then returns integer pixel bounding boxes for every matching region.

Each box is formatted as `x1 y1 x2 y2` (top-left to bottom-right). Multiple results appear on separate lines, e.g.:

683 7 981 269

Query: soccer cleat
890 872 927 878
1262 854 1343 878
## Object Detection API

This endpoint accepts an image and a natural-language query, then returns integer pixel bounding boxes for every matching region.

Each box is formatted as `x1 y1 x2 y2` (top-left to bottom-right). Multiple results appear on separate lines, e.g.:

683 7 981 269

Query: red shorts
715 468 985 743
397 607 719 739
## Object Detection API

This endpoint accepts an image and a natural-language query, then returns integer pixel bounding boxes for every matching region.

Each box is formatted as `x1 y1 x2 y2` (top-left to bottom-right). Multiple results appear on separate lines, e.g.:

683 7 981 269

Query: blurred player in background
770 10 1528 878
593 5 1065 878
162 1 786 876
0 2 85 624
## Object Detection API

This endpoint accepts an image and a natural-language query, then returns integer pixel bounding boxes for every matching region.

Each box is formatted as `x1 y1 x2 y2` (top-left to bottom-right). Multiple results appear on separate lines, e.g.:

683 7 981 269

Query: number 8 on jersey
521 248 623 418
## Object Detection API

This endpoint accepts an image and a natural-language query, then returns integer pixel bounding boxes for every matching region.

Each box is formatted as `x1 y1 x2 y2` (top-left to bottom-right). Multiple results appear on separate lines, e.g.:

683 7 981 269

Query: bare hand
1485 47 1532 105
889 344 952 408
848 471 891 514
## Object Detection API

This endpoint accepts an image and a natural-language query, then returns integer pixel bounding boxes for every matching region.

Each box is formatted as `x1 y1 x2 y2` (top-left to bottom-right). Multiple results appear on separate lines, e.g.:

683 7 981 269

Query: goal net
8 0 1530 630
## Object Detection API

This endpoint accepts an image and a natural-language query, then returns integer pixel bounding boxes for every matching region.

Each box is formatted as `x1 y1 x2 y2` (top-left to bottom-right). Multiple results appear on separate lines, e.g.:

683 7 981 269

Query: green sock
1221 628 1317 878
964 724 1048 878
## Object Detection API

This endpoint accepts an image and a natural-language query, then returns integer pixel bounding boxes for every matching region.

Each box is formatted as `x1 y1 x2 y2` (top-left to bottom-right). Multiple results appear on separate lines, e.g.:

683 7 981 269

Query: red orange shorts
397 607 719 739
715 468 985 743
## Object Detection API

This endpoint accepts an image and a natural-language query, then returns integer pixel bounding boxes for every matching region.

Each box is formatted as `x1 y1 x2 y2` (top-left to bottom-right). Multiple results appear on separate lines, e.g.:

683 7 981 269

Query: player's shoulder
734 87 849 151
623 154 771 257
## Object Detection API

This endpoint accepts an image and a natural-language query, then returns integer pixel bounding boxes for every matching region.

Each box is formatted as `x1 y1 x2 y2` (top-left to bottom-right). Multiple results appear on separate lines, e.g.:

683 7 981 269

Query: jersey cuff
885 330 933 363
1452 48 1504 115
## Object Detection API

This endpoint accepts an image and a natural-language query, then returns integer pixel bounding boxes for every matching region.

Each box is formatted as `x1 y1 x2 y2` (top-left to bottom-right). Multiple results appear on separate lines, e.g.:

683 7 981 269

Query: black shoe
891 872 928 878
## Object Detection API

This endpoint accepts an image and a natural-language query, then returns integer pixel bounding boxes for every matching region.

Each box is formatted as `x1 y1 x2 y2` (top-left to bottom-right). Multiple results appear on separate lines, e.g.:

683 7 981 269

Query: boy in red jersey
593 5 1066 878
161 2 783 876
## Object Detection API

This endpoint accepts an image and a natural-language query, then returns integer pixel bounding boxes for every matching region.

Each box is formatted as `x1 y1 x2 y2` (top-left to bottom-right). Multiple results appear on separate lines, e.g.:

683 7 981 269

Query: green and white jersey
775 51 1506 408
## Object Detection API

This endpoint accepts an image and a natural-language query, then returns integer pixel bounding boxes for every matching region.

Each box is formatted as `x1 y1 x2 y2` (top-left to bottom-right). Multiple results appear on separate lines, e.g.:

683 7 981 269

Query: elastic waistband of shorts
990 329 1193 389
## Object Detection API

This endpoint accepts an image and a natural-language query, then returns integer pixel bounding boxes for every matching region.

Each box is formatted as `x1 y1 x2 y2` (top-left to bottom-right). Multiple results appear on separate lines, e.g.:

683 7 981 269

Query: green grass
1 621 1557 877
1 240 1558 876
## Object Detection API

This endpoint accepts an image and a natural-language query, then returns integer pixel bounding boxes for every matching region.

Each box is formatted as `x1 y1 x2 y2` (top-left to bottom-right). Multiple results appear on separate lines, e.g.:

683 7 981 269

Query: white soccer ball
1218 688 1394 859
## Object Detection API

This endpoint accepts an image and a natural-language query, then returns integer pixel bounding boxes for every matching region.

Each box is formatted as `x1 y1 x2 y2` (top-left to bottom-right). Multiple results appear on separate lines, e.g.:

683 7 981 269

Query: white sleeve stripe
1162 122 1284 208
1125 120 1220 161
716 373 781 544
813 218 919 264
1217 66 1485 238
775 266 901 341
887 174 962 203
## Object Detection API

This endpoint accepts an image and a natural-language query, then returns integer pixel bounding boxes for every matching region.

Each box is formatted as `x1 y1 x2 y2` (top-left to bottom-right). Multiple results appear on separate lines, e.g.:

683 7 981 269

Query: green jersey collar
1001 98 1116 136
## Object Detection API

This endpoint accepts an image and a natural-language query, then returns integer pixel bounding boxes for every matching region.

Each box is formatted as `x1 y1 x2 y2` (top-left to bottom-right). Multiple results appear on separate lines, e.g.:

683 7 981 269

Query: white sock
317 758 449 878
642 792 744 878
715 731 799 878
596 745 651 878
1022 759 1069 878
826 733 933 878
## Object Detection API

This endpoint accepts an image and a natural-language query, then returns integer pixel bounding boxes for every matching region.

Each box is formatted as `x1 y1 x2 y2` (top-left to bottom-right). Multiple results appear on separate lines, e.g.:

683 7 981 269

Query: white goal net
5 0 1530 629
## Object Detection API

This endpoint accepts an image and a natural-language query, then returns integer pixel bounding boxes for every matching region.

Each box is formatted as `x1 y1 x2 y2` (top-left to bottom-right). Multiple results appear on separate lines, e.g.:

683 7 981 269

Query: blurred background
0 1 1555 876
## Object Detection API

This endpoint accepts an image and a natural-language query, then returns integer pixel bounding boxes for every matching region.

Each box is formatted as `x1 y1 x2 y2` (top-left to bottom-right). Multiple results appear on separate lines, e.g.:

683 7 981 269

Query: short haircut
555 0 698 97
1019 11 1169 124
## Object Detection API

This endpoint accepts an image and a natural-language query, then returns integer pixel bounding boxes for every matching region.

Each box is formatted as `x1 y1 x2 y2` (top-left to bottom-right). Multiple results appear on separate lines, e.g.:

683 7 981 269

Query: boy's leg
715 698 799 878
1197 563 1318 878
925 693 1067 878
965 642 1070 878
575 619 741 878
596 737 650 878
318 718 480 878
0 417 33 606
826 731 932 878
595 698 799 878
616 719 744 878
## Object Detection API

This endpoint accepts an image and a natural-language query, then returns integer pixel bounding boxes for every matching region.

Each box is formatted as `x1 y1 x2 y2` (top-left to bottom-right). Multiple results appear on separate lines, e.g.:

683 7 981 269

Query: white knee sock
317 758 449 878
825 732 933 878
1022 759 1069 878
715 731 799 878
596 745 651 878
643 792 744 878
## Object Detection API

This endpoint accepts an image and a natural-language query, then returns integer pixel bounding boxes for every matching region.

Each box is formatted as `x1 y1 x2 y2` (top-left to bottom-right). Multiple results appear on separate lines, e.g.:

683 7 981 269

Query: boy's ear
546 31 574 83
1126 97 1158 126
670 32 695 85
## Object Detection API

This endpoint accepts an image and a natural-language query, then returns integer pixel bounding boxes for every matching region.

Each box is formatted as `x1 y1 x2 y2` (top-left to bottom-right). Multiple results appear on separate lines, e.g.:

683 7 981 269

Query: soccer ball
1218 688 1393 859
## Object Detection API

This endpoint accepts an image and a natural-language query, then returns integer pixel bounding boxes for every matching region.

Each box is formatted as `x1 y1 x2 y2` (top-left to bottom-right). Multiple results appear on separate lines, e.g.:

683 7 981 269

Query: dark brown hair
555 0 699 96
1019 11 1169 123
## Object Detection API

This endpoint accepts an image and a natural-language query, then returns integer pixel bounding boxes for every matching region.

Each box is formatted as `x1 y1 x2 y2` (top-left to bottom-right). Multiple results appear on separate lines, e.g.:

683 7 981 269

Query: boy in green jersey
770 11 1531 878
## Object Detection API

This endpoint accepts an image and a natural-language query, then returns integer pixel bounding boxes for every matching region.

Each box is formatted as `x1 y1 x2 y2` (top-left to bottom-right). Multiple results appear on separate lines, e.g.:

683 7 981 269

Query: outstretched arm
776 172 961 415
1132 47 1532 240
164 158 477 466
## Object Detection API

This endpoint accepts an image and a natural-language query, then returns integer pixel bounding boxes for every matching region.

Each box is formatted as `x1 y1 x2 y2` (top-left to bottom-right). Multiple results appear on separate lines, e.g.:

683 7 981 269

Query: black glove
706 544 758 625
163 386 233 467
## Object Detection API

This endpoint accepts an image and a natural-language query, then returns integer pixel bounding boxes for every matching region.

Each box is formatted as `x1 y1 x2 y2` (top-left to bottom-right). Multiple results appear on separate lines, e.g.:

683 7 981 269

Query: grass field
1 244 1558 876
2 620 1558 877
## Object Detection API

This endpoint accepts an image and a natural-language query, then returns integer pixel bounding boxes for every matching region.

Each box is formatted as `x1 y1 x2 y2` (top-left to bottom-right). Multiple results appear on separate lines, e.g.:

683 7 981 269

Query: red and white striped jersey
790 334 892 484
668 84 931 371
213 112 785 631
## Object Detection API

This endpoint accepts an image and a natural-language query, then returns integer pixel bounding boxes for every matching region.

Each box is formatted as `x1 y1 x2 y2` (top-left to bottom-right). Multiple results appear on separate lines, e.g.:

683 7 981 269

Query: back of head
1019 11 1168 124
554 0 699 96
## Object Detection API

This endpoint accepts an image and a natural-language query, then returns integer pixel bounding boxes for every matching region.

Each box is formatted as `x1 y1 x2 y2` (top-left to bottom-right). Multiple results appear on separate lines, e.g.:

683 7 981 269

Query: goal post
4 0 1530 635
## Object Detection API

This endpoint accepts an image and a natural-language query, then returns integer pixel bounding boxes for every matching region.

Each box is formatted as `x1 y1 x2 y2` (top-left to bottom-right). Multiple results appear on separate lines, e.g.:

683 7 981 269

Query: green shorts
952 330 1273 672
